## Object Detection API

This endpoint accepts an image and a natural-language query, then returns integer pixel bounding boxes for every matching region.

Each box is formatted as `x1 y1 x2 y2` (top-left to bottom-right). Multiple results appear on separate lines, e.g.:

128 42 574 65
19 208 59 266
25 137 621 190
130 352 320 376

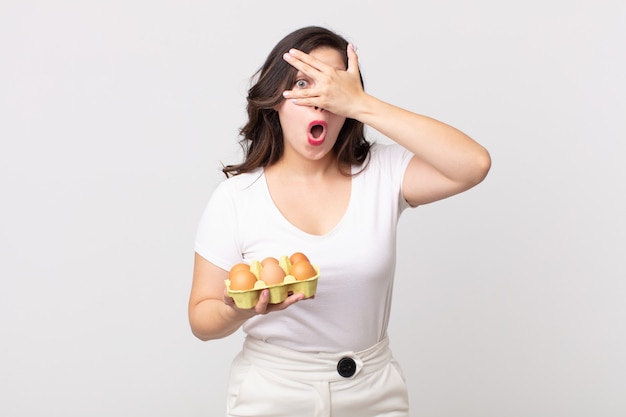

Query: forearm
353 94 490 183
189 298 251 341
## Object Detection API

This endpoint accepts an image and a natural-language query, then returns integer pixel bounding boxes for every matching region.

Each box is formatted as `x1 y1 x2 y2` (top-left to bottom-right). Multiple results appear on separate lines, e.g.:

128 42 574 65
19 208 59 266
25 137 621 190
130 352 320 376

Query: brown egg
259 261 286 285
289 252 310 265
261 256 279 266
229 263 250 279
229 269 258 290
290 260 316 281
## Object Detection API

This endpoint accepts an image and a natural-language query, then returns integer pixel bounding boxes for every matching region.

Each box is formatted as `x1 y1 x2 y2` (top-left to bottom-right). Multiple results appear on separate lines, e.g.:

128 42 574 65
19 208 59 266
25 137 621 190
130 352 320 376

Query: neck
269 151 341 180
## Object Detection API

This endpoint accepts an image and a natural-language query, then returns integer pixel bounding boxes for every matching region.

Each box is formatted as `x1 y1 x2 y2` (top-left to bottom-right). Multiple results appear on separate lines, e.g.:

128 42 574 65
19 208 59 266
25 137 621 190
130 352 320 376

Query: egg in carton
225 255 319 309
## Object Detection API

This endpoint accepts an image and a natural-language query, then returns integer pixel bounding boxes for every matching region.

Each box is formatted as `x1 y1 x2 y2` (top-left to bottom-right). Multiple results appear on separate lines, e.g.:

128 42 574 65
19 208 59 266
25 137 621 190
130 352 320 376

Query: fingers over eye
283 48 326 72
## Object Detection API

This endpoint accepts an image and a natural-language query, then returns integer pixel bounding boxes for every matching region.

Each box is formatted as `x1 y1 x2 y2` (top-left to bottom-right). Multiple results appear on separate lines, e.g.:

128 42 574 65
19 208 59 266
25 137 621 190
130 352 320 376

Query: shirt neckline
259 166 356 238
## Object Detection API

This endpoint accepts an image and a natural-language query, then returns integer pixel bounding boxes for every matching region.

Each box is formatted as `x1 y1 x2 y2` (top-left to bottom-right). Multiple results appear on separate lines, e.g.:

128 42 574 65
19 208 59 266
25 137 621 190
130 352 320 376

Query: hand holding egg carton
226 252 319 308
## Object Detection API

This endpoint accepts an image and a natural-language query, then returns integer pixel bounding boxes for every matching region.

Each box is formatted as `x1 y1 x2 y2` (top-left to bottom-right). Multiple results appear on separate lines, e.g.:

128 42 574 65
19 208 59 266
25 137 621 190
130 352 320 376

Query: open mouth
307 120 327 146
311 124 324 139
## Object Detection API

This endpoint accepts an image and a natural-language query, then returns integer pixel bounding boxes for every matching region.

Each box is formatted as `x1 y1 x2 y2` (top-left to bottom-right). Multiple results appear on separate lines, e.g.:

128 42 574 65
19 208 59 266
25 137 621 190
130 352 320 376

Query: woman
189 26 491 416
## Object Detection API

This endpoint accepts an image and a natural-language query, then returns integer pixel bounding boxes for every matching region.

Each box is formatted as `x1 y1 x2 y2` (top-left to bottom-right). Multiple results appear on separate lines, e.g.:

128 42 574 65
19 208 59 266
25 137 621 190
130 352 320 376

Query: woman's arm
282 44 491 207
351 95 491 206
188 253 250 340
188 253 304 341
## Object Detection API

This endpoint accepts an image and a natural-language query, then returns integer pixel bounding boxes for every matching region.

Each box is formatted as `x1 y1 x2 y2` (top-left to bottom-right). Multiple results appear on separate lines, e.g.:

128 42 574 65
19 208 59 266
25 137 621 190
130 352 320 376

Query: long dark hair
222 26 371 177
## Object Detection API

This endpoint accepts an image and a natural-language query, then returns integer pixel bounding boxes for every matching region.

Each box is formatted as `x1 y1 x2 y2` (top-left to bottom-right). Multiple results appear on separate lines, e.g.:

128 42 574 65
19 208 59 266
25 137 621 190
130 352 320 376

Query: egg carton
225 265 319 309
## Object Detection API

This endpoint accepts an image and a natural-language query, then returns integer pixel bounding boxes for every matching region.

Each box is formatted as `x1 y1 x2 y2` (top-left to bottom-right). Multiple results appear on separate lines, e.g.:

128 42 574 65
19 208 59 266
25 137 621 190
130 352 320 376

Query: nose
314 106 324 112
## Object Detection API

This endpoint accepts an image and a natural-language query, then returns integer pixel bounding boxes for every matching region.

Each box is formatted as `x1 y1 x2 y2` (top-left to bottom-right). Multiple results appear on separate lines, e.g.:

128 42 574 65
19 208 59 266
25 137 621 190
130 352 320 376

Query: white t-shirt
195 142 414 353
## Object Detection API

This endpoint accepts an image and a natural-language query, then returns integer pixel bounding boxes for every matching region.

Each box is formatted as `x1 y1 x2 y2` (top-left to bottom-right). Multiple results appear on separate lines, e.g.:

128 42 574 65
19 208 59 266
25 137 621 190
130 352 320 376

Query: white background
1 1 625 416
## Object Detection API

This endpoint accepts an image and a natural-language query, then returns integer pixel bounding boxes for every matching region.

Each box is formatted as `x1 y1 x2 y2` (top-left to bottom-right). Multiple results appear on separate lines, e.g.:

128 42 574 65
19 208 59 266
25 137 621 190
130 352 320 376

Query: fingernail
289 48 297 55
282 91 290 98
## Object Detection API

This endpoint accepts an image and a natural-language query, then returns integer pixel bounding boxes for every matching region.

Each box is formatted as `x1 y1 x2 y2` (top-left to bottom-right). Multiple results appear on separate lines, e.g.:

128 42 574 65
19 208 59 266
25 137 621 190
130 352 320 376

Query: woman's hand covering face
281 44 365 120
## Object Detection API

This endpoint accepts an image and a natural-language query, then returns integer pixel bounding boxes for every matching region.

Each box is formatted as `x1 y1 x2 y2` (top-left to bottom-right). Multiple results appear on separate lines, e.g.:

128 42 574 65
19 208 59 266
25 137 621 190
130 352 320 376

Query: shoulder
365 142 413 171
371 141 412 158
213 169 264 194
205 169 264 211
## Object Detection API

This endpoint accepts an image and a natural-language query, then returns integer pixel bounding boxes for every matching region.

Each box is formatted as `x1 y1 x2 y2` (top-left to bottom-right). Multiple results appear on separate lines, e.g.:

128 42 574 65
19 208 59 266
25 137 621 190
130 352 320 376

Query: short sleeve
371 143 414 211
194 181 242 271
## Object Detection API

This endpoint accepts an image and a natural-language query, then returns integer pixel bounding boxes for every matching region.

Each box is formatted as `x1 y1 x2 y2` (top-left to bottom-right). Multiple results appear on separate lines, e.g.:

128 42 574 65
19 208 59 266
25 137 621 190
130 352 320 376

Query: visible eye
295 79 309 89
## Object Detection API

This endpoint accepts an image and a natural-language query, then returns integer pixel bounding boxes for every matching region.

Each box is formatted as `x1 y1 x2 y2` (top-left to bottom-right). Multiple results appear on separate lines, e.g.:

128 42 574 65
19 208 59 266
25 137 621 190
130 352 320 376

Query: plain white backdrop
1 1 625 416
